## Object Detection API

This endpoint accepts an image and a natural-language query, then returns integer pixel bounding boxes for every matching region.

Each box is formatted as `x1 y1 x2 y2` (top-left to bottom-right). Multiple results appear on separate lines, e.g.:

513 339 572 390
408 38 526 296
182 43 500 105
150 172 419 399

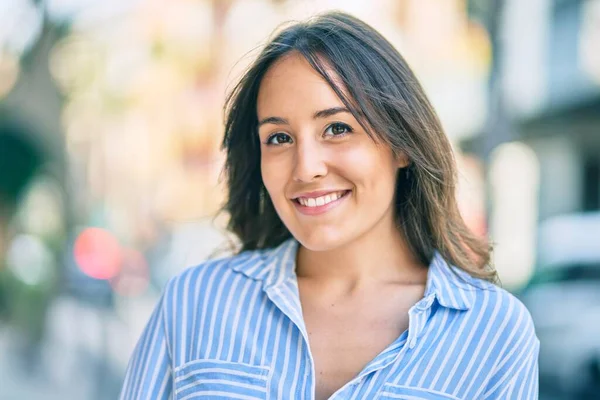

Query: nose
292 138 327 183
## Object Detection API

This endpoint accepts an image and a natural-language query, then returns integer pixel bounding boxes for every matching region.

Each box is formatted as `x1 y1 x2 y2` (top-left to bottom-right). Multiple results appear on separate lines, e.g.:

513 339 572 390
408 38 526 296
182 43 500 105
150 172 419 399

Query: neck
295 218 427 293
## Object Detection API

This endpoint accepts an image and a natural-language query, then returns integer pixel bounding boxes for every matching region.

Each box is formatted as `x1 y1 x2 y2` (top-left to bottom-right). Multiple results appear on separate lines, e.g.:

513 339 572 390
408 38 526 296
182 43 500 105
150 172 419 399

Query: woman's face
257 53 408 251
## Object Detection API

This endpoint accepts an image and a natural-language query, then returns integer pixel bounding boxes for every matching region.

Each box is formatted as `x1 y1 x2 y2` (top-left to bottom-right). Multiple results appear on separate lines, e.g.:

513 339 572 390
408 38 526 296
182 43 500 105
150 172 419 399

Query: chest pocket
174 359 270 400
379 383 462 400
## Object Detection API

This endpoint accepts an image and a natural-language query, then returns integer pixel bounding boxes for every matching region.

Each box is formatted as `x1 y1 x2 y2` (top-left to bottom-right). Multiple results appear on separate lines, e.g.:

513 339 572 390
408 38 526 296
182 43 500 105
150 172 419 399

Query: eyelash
264 122 354 146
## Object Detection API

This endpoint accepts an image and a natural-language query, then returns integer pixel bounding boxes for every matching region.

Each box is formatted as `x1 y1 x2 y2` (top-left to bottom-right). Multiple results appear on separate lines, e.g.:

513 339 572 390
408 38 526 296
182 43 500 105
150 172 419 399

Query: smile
293 190 351 215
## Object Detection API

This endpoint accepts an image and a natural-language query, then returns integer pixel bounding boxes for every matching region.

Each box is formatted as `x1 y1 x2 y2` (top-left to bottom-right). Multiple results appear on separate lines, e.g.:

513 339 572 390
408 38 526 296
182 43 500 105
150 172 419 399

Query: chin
291 226 351 252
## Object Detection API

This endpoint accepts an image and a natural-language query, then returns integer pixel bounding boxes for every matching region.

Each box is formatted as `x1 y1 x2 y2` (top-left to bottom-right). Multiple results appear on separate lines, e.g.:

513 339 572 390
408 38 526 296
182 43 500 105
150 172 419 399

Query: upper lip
291 189 350 200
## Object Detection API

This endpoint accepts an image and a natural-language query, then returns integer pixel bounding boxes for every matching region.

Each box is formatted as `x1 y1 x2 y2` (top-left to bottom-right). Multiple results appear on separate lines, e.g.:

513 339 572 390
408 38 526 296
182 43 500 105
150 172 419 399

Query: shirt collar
229 238 298 286
230 238 477 311
424 251 476 310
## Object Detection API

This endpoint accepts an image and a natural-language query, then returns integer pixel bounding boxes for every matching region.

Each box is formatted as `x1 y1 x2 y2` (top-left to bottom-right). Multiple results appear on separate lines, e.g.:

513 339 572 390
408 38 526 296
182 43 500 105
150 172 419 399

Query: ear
394 151 410 169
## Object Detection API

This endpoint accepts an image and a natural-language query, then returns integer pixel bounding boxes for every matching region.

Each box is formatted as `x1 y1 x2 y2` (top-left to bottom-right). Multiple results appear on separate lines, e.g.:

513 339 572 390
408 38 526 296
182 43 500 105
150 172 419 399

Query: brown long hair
221 11 497 283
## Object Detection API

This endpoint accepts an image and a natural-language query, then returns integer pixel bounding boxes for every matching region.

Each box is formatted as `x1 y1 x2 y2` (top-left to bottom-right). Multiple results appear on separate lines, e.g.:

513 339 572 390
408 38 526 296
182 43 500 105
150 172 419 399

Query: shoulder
456 277 541 397
160 247 270 305
169 247 269 288
458 271 539 353
436 260 537 339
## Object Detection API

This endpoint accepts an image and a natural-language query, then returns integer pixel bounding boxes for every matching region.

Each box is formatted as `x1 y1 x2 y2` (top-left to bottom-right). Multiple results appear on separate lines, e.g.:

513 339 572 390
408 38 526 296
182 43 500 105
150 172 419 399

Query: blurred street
0 293 158 400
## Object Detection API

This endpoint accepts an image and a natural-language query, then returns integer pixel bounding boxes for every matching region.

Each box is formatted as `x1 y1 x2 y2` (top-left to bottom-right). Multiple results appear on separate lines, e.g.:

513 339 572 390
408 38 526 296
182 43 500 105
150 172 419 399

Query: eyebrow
313 106 351 119
257 107 351 128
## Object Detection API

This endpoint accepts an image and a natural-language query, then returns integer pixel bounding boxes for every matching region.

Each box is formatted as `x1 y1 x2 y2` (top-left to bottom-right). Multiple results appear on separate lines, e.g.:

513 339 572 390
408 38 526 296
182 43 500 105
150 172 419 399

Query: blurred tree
0 7 67 374
0 119 43 211
0 120 49 373
0 118 42 316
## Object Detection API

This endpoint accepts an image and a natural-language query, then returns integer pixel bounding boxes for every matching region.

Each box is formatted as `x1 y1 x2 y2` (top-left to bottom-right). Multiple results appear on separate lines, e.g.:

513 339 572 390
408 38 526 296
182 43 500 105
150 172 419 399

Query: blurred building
460 0 600 288
502 0 600 219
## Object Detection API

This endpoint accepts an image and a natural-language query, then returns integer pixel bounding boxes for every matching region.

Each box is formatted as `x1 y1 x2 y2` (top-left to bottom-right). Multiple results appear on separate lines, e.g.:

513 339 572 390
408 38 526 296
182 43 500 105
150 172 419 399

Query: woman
120 11 539 400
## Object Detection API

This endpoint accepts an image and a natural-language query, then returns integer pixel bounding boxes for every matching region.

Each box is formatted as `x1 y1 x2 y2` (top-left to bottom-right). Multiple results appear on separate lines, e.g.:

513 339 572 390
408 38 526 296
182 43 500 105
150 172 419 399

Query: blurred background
0 0 599 399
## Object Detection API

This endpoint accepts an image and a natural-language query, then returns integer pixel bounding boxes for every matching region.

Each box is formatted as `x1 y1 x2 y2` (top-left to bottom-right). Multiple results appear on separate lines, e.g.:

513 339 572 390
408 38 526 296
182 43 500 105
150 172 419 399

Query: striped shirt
120 238 539 399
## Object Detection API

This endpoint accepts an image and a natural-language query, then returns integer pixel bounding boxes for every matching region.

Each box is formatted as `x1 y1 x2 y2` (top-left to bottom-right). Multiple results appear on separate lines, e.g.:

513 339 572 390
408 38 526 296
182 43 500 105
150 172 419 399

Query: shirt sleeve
483 299 540 399
119 290 173 400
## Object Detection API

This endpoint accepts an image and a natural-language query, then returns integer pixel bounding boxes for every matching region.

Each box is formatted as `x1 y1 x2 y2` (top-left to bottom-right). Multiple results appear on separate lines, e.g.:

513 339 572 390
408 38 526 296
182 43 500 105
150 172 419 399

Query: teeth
297 191 347 207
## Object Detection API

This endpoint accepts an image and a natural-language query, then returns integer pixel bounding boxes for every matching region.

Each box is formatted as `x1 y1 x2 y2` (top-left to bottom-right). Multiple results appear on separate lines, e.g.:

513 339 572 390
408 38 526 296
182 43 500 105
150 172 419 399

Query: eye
325 122 353 137
266 132 293 145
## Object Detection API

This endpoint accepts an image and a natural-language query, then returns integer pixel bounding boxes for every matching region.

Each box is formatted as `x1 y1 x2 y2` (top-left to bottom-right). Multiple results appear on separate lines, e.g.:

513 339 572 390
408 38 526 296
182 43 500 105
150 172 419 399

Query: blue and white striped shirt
120 238 539 399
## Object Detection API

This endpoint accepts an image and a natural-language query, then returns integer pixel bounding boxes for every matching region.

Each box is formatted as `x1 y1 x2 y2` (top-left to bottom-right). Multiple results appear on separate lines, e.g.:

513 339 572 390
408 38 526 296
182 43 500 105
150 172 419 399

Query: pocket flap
379 383 461 400
174 359 270 400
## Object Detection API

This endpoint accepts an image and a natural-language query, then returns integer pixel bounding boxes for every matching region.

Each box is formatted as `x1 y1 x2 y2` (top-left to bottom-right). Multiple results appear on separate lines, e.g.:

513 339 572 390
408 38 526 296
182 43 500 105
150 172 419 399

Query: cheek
333 144 397 191
261 154 290 200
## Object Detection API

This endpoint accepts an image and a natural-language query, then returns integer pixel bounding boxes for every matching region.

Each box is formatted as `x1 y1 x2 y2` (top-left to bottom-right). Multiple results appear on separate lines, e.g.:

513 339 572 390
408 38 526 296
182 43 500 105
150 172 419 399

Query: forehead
256 52 347 118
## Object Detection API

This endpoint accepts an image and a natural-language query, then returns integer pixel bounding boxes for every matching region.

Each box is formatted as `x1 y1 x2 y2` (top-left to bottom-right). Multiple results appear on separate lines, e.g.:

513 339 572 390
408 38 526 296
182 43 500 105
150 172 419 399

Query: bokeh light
6 234 55 286
73 227 122 280
490 142 540 290
0 0 44 55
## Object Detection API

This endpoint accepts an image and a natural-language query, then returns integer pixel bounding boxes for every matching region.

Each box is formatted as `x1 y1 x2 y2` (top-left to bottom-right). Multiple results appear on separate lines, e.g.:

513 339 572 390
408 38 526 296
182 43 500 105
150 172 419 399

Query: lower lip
293 191 351 216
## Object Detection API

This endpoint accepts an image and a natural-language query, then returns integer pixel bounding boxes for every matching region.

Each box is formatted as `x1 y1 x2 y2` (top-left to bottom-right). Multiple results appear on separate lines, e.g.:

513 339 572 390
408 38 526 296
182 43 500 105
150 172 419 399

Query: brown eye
266 133 292 145
325 122 353 137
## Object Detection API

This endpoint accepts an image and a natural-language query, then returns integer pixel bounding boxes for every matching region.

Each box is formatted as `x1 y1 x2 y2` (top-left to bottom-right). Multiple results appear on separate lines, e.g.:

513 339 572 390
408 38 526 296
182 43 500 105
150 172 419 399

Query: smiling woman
120 11 539 400
256 52 409 251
